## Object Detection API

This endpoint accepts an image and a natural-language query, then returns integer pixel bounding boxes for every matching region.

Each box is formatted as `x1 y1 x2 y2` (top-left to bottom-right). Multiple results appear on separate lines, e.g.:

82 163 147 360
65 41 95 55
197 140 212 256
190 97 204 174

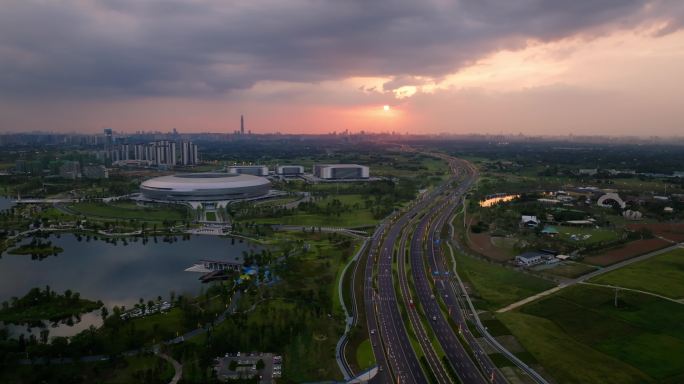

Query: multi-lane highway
358 154 545 384
397 213 451 384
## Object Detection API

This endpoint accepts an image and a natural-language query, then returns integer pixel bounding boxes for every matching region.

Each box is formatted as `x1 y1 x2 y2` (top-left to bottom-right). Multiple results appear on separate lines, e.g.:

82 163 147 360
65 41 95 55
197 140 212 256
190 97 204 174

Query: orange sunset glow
0 1 682 136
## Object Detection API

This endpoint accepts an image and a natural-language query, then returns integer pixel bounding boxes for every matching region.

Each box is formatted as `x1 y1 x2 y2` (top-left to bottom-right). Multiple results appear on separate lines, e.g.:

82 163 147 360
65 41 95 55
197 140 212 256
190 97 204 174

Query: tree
256 359 265 370
100 306 109 322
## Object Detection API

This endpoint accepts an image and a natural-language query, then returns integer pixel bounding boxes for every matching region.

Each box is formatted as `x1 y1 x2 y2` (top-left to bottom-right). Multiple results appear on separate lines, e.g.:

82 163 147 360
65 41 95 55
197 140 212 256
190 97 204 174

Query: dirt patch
468 233 514 261
584 238 671 266
626 223 684 243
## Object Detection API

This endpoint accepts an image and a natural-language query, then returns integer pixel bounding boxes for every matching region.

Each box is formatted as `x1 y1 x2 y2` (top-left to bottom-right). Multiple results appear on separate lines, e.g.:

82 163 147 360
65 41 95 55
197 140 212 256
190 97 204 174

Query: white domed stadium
140 173 270 202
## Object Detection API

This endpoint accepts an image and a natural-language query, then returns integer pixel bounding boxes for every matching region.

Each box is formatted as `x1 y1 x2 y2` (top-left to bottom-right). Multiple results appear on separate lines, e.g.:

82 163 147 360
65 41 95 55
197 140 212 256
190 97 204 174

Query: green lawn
500 284 684 383
591 248 684 299
455 251 555 310
556 226 620 245
356 338 375 370
252 194 379 227
498 311 651 384
205 211 217 221
68 201 189 222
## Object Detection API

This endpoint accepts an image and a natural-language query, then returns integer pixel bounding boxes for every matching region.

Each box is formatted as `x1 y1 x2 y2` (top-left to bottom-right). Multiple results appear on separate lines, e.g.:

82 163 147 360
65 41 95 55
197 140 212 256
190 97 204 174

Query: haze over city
1 0 683 135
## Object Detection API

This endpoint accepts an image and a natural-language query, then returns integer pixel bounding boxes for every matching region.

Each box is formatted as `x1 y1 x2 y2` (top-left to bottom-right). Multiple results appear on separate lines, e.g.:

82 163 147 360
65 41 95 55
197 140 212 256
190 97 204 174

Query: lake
0 233 260 337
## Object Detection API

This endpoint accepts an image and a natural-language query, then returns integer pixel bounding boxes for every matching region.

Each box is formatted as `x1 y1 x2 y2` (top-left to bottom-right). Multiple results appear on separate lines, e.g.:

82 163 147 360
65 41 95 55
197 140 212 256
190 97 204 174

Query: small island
7 238 64 258
0 286 102 324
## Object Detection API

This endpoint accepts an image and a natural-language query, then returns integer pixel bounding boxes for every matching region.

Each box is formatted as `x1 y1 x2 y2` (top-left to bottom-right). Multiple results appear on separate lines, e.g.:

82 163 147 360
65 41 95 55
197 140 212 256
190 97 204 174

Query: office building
228 165 269 176
313 164 369 179
276 165 304 176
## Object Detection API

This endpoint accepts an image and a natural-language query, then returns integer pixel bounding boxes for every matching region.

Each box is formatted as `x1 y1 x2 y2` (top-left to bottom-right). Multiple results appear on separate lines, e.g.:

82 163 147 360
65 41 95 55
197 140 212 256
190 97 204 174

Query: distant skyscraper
181 141 199 165
103 128 113 155
240 115 245 135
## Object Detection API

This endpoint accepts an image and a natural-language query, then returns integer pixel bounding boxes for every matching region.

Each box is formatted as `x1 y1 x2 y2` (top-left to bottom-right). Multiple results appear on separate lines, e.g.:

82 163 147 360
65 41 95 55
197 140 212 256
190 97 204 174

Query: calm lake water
0 233 260 337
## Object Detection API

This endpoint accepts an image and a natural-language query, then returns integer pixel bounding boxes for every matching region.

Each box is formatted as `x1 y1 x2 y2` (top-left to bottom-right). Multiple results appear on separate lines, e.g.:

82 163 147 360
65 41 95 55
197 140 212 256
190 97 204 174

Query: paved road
410 212 487 384
396 219 451 384
406 158 500 384
336 238 370 379
364 221 393 383
375 210 428 384
363 188 446 383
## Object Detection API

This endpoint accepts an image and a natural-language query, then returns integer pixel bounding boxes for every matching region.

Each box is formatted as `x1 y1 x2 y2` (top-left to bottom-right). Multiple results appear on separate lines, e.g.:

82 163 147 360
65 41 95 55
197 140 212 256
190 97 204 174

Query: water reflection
0 233 260 337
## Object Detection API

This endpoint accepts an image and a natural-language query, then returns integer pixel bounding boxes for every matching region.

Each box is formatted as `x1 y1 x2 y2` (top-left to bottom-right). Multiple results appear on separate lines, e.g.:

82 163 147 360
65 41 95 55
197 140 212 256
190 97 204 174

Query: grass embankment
67 201 189 222
590 248 684 299
499 284 684 383
454 251 554 310
356 339 375 370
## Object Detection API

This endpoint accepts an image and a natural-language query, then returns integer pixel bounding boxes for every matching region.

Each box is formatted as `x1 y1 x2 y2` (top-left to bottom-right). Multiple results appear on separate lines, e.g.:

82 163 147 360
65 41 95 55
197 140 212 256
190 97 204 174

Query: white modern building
228 165 269 177
515 252 545 267
276 165 304 176
140 173 270 202
313 164 369 179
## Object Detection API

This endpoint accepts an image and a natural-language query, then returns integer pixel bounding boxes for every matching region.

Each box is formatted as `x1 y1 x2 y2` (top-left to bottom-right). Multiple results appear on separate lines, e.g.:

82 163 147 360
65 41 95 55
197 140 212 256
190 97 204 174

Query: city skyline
0 1 683 136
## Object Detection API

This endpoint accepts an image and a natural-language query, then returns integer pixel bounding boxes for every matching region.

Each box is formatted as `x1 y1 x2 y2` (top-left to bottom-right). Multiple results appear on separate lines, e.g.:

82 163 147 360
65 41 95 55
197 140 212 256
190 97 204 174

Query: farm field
468 233 515 261
454 251 555 310
499 284 684 384
591 248 684 299
584 238 671 266
627 223 684 243
541 262 599 279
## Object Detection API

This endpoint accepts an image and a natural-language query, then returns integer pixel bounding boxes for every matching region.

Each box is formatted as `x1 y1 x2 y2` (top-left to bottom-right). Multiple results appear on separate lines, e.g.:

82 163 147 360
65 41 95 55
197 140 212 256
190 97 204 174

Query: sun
383 105 390 112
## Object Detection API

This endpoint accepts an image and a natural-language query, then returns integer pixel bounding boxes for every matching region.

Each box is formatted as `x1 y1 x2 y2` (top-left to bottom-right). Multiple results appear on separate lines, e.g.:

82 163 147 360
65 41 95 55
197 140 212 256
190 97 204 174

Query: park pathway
156 351 183 384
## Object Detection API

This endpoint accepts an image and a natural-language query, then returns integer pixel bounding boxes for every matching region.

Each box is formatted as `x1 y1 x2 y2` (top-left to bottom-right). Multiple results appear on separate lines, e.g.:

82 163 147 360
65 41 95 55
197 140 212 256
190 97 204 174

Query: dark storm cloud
0 0 680 99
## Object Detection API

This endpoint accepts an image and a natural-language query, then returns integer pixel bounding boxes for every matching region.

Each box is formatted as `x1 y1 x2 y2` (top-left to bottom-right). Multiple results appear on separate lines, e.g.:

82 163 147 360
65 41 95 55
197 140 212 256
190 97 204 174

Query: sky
0 0 683 136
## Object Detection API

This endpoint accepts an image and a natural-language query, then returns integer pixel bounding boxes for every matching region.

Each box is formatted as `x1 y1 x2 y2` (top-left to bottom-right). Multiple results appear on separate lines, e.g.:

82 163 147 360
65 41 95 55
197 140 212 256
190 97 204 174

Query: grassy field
356 338 375 370
591 248 684 299
498 311 652 384
499 284 684 383
68 201 189 222
556 226 621 245
542 262 599 279
253 194 379 227
204 211 217 221
455 251 555 310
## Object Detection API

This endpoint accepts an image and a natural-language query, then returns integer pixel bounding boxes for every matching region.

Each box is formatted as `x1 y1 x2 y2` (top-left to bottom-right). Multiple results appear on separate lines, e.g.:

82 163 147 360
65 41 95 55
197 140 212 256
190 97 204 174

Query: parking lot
214 352 282 383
